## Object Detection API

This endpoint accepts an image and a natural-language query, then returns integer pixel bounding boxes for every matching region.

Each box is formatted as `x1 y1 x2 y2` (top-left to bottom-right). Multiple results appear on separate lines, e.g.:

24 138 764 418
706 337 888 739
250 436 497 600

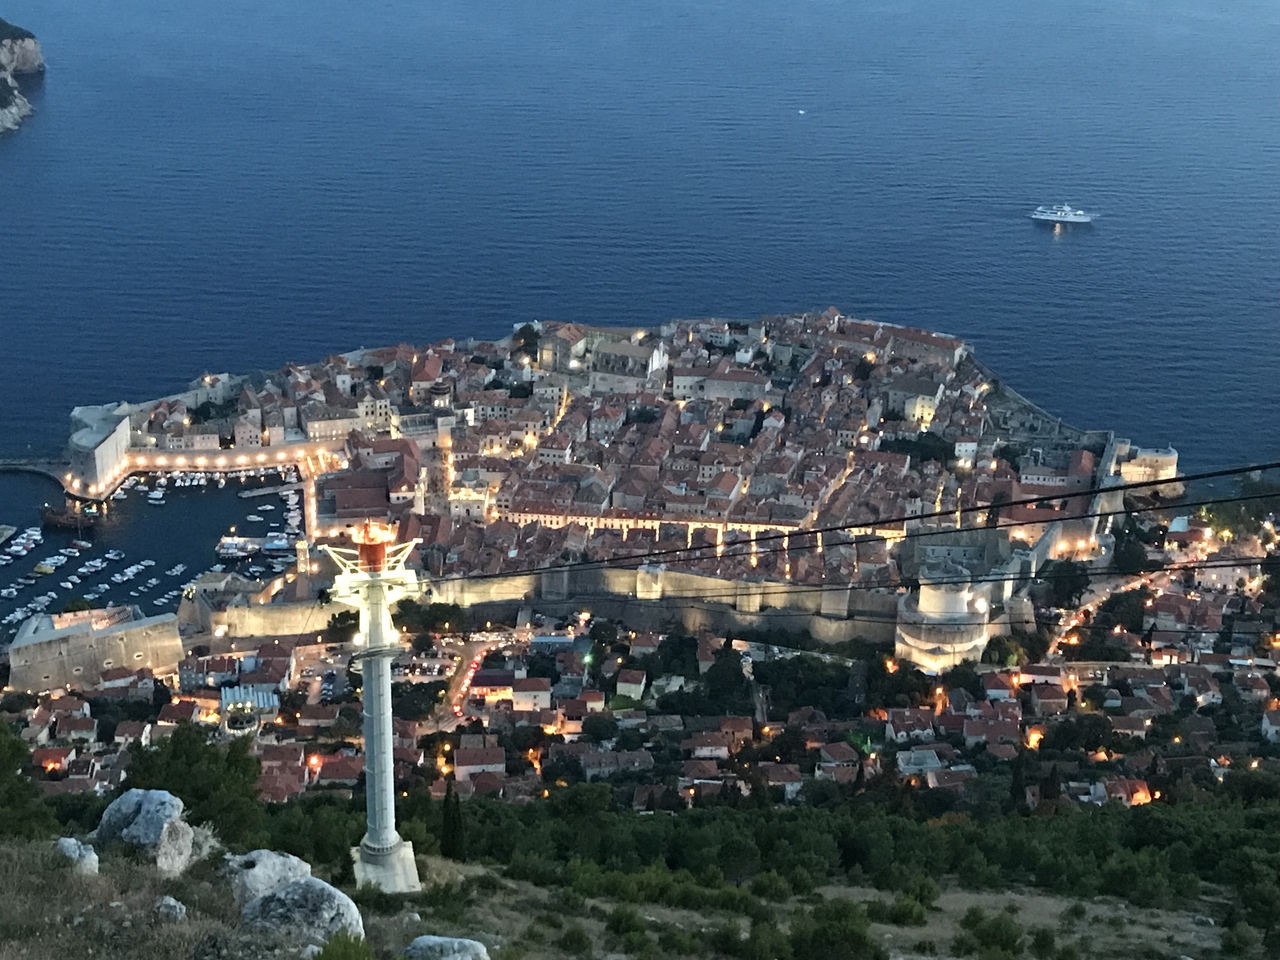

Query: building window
103 659 114 669
72 667 83 676
134 652 145 661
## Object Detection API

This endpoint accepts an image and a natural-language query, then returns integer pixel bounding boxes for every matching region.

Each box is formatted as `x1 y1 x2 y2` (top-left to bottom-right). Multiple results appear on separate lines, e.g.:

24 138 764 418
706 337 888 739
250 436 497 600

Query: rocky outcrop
403 936 492 960
94 788 195 877
154 896 188 923
0 71 31 131
0 18 44 132
224 849 313 906
54 837 99 875
242 876 365 942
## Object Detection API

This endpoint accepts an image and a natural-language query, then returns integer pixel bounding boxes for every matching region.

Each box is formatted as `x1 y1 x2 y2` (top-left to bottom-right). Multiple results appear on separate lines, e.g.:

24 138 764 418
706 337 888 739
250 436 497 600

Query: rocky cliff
0 17 45 132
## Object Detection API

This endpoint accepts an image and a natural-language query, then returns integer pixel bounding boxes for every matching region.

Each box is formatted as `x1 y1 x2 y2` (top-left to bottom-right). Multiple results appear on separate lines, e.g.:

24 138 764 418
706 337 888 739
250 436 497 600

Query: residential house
452 747 507 782
512 677 552 712
1263 710 1280 744
757 762 804 801
113 721 152 749
615 669 647 702
681 731 734 760
885 708 935 743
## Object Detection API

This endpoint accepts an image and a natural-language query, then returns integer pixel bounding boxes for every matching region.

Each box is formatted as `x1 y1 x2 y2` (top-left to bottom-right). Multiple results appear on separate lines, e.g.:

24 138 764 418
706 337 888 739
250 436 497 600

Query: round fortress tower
894 559 991 673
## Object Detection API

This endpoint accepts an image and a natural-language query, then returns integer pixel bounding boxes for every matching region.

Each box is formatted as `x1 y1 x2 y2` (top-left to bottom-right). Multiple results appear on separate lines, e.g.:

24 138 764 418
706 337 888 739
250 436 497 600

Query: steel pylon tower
322 521 422 892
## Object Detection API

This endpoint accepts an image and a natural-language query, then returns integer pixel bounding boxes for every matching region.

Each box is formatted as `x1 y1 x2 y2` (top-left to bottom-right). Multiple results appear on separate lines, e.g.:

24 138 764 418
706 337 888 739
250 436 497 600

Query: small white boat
1030 203 1092 224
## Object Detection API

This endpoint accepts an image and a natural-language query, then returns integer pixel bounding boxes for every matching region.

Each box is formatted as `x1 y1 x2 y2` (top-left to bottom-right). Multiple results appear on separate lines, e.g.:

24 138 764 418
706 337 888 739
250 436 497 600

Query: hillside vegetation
0 16 35 42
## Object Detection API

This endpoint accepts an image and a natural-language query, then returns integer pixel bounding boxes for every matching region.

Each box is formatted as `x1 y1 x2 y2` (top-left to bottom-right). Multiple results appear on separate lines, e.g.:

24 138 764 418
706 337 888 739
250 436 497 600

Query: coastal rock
242 877 364 942
225 849 313 906
95 788 194 877
54 837 99 875
403 936 492 960
0 20 44 133
0 73 32 132
0 34 45 75
154 896 188 923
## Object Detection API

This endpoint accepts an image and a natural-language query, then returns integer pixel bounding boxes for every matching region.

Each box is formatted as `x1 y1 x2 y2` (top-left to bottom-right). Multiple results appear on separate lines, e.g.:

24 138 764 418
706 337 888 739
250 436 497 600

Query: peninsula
55 309 1182 658
0 16 44 132
5 311 1280 960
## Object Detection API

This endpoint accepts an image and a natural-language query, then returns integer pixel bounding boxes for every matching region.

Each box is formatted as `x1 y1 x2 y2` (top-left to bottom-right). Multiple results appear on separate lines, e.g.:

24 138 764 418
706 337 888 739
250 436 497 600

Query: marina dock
239 482 305 499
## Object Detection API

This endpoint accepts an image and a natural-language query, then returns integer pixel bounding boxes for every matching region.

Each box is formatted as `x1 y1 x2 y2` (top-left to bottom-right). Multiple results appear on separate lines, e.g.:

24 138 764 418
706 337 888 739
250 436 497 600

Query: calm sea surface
1 0 1279 541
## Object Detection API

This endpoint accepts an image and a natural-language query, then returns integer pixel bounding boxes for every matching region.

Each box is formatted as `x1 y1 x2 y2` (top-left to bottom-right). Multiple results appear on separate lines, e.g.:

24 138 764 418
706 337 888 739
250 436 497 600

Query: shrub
1221 922 1263 957
1060 902 1087 925
867 895 927 926
657 926 707 955
606 904 646 936
315 931 374 960
558 924 592 954
1030 927 1057 959
789 899 884 960
351 884 406 915
953 908 1024 959
750 870 792 901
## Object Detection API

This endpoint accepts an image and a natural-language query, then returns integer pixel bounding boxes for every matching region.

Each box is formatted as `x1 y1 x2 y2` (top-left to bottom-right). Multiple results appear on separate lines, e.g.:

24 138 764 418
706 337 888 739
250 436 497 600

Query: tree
391 681 448 720
589 620 618 645
325 610 360 644
125 722 265 847
987 491 1010 528
1112 520 1150 575
0 722 56 838
1040 560 1091 609
60 597 92 614
581 714 619 743
704 645 749 710
514 323 540 360
716 836 762 884
439 780 466 860
393 599 461 634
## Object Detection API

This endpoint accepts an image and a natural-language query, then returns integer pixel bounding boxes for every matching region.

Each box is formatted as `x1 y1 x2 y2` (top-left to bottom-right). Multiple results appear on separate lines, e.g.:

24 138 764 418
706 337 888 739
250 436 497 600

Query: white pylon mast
322 521 422 893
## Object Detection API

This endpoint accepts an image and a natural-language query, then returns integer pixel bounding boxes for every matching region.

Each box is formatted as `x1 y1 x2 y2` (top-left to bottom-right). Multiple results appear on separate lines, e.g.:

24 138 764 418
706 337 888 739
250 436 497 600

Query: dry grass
0 841 1230 960
0 841 249 960
826 885 1223 960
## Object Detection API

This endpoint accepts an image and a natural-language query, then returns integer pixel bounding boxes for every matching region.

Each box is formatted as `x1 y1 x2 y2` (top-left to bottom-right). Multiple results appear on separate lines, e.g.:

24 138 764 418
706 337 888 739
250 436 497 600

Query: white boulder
403 936 491 960
54 837 99 875
154 895 187 922
95 788 194 876
225 849 313 906
242 877 364 941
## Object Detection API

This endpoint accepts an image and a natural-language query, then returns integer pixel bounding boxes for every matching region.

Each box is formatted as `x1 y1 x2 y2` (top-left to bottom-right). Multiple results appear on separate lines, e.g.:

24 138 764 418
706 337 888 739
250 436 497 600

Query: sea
1 0 1279 620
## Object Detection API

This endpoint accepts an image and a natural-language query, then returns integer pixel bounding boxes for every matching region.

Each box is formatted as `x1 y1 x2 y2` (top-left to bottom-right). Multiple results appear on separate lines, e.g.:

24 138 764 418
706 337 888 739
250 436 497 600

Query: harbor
0 467 307 644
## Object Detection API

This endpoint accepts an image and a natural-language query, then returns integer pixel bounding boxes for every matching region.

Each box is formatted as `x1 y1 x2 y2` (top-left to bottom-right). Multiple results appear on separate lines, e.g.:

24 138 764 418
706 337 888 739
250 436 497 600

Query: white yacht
1030 203 1092 224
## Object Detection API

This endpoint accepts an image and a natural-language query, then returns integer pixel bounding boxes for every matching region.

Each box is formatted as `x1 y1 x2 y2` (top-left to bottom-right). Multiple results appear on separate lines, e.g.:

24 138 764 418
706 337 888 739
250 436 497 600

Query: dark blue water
0 471 292 637
2 0 1279 477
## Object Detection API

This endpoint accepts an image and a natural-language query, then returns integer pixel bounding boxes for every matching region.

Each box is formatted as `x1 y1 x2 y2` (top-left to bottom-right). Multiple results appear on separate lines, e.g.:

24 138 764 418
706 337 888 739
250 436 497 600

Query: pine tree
439 780 466 860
